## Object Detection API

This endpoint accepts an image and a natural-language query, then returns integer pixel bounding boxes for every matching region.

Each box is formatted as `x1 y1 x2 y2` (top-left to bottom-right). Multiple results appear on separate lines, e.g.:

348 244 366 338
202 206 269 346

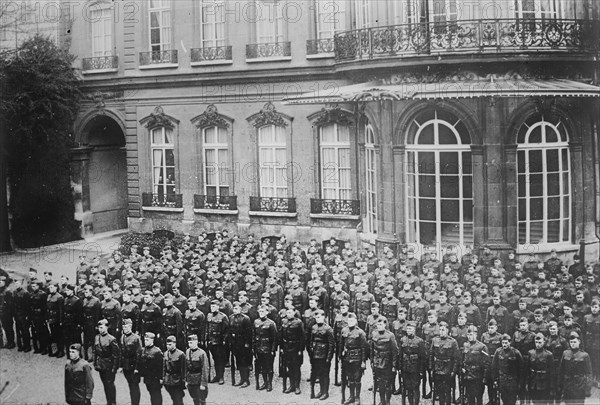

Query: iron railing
194 194 237 211
250 196 296 213
334 18 600 61
82 55 119 71
191 46 232 62
139 50 178 65
142 193 183 209
306 38 335 55
311 198 360 216
246 42 291 59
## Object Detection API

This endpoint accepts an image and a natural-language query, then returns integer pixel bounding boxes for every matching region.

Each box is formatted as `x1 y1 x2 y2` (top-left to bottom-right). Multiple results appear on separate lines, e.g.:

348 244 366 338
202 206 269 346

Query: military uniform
163 305 184 350
121 331 142 405
101 298 122 340
29 287 49 353
185 307 206 344
229 311 253 386
429 335 461 405
13 285 31 351
81 294 101 359
582 312 600 381
63 293 83 353
206 310 229 382
93 331 120 405
163 346 186 405
140 302 163 345
186 345 209 405
354 292 374 330
253 315 277 391
121 301 140 333
491 345 523 405
308 321 334 398
0 284 15 349
380 296 401 326
558 347 592 403
280 315 305 393
371 327 400 405
64 352 94 405
481 331 502 403
138 340 164 405
399 333 427 405
462 340 489 405
46 289 64 356
340 324 368 404
527 347 554 404
409 299 430 330
333 311 350 385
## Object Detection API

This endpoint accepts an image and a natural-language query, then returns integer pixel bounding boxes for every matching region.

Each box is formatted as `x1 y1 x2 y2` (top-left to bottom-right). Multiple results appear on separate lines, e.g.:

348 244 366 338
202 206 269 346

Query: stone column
69 147 93 237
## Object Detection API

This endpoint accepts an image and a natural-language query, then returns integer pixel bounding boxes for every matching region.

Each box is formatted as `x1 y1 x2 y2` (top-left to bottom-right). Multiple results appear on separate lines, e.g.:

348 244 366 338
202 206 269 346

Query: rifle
335 343 340 386
341 358 346 404
255 354 260 390
231 349 236 386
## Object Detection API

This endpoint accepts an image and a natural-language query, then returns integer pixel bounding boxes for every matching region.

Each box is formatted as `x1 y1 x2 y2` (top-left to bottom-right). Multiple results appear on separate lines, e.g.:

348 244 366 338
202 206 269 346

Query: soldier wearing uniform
334 300 351 386
281 306 305 395
185 296 206 343
526 333 554 405
380 286 400 327
140 291 163 348
354 282 375 331
253 304 278 392
481 320 502 404
13 279 31 352
558 332 592 404
206 299 229 384
491 334 523 405
399 321 427 405
81 285 101 360
120 289 140 333
0 276 15 349
30 280 49 354
93 319 120 405
340 312 368 405
429 321 461 405
163 335 186 405
582 299 600 384
409 287 430 331
461 325 489 405
121 318 142 405
163 293 184 350
308 309 334 399
47 282 65 357
371 317 399 405
62 285 82 354
138 332 164 405
229 301 253 388
100 289 121 341
186 334 210 405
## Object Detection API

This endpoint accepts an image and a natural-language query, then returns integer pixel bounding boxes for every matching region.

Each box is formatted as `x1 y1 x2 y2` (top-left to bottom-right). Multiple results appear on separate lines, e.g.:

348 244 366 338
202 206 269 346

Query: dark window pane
518 150 525 173
563 196 570 217
548 197 560 219
546 149 559 172
529 126 542 143
529 174 543 196
438 124 457 144
166 149 175 166
418 125 434 145
546 127 558 143
462 152 472 174
530 198 543 220
440 152 459 174
519 199 526 221
547 221 560 243
206 186 216 195
547 173 560 196
219 187 229 196
463 176 472 198
518 175 527 197
529 221 544 243
562 172 569 194
418 152 435 174
441 176 459 198
441 200 459 222
561 148 569 170
463 200 473 222
562 219 569 241
528 150 543 173
518 222 527 244
419 199 436 221
419 175 436 198
406 152 415 173
441 223 461 243
419 222 437 245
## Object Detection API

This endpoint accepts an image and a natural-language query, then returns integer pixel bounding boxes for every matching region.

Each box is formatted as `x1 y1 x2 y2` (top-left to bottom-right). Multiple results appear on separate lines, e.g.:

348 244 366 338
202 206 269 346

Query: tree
0 34 82 249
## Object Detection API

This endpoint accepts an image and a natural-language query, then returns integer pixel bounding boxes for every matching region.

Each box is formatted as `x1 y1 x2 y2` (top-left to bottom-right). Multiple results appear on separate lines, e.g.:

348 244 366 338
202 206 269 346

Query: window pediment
308 106 355 127
247 102 292 128
191 104 233 129
139 105 179 130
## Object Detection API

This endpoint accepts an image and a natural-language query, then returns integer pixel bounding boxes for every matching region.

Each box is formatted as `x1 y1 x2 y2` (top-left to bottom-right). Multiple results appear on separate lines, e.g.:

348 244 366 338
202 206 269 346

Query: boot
385 386 393 405
319 376 330 400
258 373 267 390
344 384 355 404
311 380 316 399
266 372 273 392
355 383 362 405
379 385 387 405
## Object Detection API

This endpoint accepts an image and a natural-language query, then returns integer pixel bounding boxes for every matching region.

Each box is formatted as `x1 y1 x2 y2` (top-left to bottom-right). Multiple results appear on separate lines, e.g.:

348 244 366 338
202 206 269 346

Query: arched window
319 123 351 200
406 110 473 249
364 123 377 233
202 126 229 196
258 125 287 198
517 116 570 245
151 126 175 196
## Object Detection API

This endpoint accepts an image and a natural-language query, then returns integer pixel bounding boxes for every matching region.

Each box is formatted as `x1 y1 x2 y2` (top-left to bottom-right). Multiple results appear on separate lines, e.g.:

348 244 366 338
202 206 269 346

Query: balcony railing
82 55 118 71
142 193 183 209
311 198 360 216
246 42 291 59
306 38 335 55
139 50 178 66
334 18 600 62
194 194 237 211
191 46 232 63
250 196 296 213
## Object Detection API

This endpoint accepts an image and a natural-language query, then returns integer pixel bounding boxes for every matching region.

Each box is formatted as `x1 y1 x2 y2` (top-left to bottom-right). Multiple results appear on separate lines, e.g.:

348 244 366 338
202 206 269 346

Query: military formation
0 231 599 405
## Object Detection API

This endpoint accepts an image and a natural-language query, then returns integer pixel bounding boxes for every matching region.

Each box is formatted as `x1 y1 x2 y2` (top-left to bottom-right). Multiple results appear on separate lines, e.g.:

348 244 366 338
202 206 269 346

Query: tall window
406 110 473 250
149 0 171 52
151 127 175 195
316 0 346 39
256 0 285 43
201 0 226 48
320 124 351 200
355 0 370 29
430 0 458 33
259 125 287 197
517 116 570 245
393 0 424 25
91 7 112 57
203 126 229 196
364 123 377 233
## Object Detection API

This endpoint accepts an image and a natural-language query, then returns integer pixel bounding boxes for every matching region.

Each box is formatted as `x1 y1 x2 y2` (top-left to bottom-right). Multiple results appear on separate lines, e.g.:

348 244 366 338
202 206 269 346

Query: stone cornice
139 106 180 129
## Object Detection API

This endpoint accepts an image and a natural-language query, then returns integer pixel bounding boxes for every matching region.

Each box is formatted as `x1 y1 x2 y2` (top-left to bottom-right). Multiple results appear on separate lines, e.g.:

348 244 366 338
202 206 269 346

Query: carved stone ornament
92 90 105 109
533 97 558 116
140 105 178 129
192 104 230 129
250 102 288 128
312 105 354 127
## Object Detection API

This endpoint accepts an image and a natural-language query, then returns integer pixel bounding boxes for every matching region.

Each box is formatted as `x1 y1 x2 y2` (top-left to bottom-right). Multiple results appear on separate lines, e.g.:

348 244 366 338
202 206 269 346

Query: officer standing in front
280 306 305 395
253 304 278 392
399 321 427 405
526 333 554 405
163 335 186 405
229 301 253 388
206 299 229 384
308 309 334 399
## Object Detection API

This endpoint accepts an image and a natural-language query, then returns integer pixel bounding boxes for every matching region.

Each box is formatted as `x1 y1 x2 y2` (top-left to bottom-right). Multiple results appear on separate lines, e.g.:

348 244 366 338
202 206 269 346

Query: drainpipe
593 119 600 261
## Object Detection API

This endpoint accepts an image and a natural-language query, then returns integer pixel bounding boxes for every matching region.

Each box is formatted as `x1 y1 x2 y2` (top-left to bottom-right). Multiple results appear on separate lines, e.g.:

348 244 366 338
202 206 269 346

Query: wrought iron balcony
142 193 183 209
334 18 600 62
250 196 296 213
191 46 232 63
139 50 178 66
306 38 335 55
82 55 118 71
311 198 360 216
194 194 237 211
246 42 291 59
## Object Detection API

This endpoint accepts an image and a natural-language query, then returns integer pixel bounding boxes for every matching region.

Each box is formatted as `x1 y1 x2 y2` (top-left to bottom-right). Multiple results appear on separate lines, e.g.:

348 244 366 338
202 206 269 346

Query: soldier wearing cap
62 284 82 354
171 282 188 314
0 275 15 349
245 273 263 308
206 299 229 384
253 304 278 391
354 282 375 331
399 321 427 405
214 286 233 317
289 274 308 313
430 321 461 405
185 296 206 345
380 286 401 327
29 279 49 354
486 294 510 334
94 319 120 405
186 334 209 405
366 302 388 343
525 333 554 405
140 290 163 347
334 299 351 386
280 305 305 395
163 293 184 350
260 292 279 327
409 287 430 331
138 332 164 405
163 335 186 405
308 309 334 399
65 343 94 405
100 288 122 341
491 334 523 405
558 332 592 403
330 282 351 324
46 281 65 357
461 325 489 405
80 285 100 360
371 317 399 405
435 291 453 325
339 312 368 405
582 299 600 383
121 289 140 334
120 318 142 405
12 279 31 352
481 319 502 404
229 300 253 387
